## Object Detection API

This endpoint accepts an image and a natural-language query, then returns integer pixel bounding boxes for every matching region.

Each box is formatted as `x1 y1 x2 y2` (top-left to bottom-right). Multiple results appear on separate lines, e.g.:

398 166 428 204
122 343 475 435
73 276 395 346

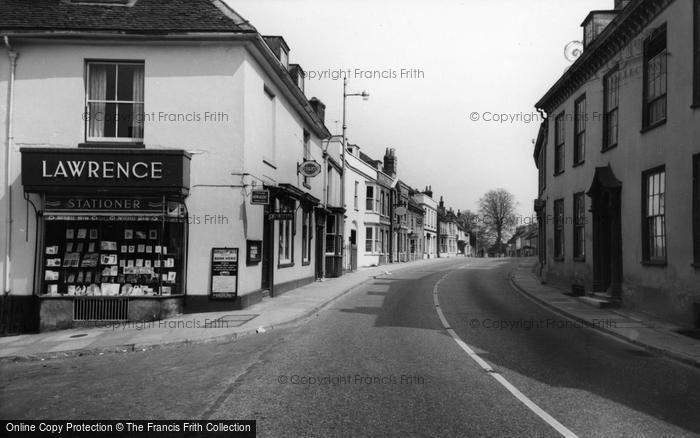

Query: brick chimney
308 97 326 124
424 186 433 198
383 148 397 177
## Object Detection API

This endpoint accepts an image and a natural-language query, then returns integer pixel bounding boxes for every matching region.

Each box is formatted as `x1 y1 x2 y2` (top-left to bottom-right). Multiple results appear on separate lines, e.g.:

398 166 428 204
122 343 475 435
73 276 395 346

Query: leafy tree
478 189 517 250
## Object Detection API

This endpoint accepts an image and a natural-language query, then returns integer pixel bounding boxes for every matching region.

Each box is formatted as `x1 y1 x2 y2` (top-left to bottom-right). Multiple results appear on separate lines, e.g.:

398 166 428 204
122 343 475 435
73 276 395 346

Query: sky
225 0 612 220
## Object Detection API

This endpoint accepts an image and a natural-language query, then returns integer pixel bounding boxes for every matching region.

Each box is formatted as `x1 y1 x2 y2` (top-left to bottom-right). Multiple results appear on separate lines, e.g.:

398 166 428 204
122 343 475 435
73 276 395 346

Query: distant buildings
534 0 699 328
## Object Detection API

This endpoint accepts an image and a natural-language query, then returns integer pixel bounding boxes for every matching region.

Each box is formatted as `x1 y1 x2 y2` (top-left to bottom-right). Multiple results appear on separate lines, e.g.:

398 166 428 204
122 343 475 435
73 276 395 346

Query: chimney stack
424 185 433 198
308 97 326 124
383 148 397 177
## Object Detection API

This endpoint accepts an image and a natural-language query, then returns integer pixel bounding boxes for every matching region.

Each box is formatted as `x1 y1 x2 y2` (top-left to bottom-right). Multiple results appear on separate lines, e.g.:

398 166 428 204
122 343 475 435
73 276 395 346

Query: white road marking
432 274 579 438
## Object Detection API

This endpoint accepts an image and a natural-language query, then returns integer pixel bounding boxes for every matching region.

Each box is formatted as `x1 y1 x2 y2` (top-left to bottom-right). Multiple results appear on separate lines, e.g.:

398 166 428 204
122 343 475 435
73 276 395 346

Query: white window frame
86 61 144 143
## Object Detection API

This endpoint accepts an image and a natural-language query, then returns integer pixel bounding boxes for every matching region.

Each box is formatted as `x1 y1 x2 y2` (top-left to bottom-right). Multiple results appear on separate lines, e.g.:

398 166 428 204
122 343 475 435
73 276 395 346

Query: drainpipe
3 36 18 295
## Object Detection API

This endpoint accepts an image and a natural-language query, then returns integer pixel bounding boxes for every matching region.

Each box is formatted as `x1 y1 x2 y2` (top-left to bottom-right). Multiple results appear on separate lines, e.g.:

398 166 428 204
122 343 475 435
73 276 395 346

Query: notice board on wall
211 248 238 299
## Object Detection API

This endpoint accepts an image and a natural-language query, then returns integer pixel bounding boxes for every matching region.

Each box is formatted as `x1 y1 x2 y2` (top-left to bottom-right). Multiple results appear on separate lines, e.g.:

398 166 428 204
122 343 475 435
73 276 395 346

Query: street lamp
342 78 369 205
340 78 368 270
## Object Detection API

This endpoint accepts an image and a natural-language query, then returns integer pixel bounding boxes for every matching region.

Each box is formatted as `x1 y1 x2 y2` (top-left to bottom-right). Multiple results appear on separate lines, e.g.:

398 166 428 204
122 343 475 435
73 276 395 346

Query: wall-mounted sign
298 160 322 178
21 148 191 194
246 240 262 265
394 206 408 216
268 212 295 221
44 195 163 213
251 190 270 205
211 248 238 299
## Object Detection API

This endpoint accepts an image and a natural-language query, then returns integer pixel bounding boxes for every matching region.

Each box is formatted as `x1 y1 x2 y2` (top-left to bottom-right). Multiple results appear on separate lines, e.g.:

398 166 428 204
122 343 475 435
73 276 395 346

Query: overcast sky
226 0 611 219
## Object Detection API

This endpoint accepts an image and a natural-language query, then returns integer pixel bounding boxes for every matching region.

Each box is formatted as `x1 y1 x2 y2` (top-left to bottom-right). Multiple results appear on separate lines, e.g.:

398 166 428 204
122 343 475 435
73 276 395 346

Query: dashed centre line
431 272 579 438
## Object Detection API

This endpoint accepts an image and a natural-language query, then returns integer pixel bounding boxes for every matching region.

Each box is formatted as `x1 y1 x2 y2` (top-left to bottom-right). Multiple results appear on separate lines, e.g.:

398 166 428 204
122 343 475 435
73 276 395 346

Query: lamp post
341 78 369 207
341 78 368 271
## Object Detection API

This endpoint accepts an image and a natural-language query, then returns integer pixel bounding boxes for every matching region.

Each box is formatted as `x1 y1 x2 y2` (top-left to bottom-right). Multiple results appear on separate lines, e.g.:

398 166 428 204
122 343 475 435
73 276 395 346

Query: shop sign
298 160 322 178
251 190 270 205
268 212 295 221
44 196 163 213
211 248 238 298
21 148 191 193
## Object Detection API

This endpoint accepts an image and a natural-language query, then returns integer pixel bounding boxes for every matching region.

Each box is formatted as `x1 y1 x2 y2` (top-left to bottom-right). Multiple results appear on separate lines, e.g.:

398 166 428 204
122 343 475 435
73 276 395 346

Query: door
315 222 324 279
261 208 273 294
588 167 622 298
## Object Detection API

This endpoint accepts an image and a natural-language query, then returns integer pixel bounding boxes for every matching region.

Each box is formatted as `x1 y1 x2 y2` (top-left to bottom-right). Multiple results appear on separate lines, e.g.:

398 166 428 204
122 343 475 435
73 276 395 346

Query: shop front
21 148 191 331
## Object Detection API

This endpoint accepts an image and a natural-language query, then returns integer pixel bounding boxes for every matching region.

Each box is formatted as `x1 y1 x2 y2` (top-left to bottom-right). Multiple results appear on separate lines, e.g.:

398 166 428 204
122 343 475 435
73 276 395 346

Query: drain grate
205 314 259 328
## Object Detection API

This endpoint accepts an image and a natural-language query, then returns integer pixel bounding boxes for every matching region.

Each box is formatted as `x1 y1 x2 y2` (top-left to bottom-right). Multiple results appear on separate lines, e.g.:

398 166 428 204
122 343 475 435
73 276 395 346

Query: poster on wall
211 248 238 299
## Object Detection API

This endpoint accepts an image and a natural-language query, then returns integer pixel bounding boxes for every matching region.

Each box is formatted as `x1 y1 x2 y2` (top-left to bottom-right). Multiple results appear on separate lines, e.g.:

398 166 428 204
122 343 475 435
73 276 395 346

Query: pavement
0 257 450 362
510 258 700 369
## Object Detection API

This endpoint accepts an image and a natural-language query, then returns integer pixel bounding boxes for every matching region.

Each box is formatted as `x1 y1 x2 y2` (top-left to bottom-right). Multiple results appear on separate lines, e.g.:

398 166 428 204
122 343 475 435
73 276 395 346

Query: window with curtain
574 95 586 165
603 67 620 150
278 198 295 265
366 186 375 211
554 112 565 175
643 26 667 129
554 199 564 259
573 193 586 260
302 208 312 264
86 61 144 142
643 167 666 263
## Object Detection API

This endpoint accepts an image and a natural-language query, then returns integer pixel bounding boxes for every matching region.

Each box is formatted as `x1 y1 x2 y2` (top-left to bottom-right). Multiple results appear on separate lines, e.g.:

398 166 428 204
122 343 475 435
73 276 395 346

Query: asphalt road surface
2 258 700 437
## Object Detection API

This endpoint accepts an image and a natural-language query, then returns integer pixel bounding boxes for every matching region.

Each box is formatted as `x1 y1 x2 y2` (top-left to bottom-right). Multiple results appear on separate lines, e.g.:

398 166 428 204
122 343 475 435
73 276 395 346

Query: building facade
413 187 438 259
534 0 700 327
0 0 333 332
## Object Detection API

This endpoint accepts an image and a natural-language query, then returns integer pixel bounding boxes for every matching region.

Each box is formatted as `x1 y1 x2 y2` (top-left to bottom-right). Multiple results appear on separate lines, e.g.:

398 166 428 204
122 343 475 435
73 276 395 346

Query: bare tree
478 189 517 250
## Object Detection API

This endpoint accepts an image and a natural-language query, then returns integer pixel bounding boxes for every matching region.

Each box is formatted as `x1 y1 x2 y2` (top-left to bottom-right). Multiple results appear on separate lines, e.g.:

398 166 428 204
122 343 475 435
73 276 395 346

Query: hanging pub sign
298 160 322 178
251 190 270 205
211 248 239 298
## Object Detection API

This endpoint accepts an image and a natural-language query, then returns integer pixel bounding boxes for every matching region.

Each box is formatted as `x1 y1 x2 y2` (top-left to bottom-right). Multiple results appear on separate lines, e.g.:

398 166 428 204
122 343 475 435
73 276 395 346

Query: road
2 258 700 437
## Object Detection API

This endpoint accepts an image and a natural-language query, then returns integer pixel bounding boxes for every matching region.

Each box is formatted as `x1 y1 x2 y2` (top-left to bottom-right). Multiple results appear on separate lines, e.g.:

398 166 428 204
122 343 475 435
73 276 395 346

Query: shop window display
42 220 185 297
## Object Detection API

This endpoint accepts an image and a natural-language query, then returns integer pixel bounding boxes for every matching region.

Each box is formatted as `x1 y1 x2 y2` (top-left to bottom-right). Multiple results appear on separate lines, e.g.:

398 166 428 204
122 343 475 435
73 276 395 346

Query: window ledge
553 171 565 177
302 260 311 266
553 256 565 262
79 142 145 149
641 260 667 267
574 257 586 262
572 161 585 168
278 262 294 269
601 144 618 153
640 119 667 134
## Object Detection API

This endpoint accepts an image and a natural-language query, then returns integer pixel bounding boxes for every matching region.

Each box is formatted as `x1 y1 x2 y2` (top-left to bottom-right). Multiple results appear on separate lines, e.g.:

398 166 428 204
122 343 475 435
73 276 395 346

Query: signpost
210 248 238 299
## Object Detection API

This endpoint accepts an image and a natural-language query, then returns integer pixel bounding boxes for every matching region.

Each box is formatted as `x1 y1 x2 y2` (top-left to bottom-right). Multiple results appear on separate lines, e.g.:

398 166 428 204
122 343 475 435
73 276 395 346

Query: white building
413 187 438 259
0 0 334 332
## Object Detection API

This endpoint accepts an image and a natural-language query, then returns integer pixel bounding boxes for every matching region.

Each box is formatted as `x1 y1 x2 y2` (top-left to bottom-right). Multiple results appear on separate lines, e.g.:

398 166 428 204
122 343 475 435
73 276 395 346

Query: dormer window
279 49 288 69
582 11 619 48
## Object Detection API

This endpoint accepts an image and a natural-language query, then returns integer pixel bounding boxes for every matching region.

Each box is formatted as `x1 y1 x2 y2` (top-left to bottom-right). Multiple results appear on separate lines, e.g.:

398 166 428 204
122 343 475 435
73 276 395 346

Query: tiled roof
0 0 256 33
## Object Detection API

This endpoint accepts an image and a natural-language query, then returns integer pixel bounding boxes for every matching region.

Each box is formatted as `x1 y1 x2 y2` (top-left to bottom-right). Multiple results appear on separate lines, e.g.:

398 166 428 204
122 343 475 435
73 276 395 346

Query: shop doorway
261 211 273 295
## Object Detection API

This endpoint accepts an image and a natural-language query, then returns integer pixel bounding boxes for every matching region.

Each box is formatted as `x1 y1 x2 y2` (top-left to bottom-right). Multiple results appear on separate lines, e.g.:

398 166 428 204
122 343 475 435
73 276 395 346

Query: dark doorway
261 208 273 295
587 166 622 299
349 229 358 272
315 221 324 280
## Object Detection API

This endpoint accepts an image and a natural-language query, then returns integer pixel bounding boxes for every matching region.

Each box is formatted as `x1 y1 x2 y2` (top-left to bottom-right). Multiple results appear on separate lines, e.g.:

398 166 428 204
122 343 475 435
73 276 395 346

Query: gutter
3 35 18 295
